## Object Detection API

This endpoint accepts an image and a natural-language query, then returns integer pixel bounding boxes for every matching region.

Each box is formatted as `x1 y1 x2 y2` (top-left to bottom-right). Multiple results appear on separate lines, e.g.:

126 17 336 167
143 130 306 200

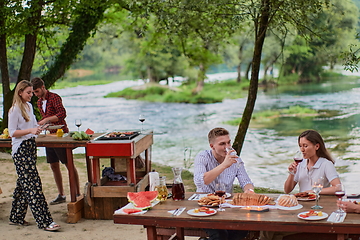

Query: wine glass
335 184 345 214
293 151 303 165
139 114 145 133
311 177 324 209
215 183 226 211
75 119 82 132
226 147 241 168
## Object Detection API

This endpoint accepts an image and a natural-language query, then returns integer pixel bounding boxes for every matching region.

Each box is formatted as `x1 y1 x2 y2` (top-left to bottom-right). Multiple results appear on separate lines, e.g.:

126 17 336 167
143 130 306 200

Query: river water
6 72 360 194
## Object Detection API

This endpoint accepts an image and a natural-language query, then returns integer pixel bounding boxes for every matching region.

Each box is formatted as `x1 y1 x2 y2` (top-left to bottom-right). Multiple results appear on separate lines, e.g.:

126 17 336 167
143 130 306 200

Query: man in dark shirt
31 77 80 205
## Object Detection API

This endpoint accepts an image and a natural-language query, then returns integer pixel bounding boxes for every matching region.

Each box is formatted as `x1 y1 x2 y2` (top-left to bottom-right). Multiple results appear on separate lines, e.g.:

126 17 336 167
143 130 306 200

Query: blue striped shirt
193 150 253 193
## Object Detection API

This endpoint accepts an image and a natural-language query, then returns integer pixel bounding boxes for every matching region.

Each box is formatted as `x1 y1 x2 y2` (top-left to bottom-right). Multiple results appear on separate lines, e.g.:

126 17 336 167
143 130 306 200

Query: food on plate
198 194 225 206
72 131 90 140
294 192 316 199
299 210 322 218
277 194 298 207
231 193 271 206
127 191 158 209
194 207 215 214
123 209 142 214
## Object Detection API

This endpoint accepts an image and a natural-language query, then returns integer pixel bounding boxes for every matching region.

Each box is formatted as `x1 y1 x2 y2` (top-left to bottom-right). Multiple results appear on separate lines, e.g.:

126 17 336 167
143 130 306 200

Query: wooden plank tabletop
114 193 360 235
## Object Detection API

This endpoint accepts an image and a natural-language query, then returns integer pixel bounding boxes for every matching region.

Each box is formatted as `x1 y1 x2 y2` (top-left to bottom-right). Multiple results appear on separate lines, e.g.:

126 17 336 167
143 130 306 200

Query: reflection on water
2 73 360 193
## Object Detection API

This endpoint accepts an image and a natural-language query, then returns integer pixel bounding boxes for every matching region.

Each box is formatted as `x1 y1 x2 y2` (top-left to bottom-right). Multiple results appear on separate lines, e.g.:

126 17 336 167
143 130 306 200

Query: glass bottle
155 176 168 202
172 167 185 201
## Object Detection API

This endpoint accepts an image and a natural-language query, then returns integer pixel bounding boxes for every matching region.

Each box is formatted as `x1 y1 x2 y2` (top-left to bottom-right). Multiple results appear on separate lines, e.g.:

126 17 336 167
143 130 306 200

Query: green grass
225 105 320 127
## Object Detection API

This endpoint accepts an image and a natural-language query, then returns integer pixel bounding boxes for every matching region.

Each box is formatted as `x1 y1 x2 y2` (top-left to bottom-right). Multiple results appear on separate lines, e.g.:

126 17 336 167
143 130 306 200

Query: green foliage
105 79 248 104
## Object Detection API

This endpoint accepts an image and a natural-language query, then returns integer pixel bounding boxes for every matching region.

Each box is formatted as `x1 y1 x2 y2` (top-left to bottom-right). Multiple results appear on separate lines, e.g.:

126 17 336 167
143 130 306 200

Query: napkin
327 212 347 223
168 207 186 216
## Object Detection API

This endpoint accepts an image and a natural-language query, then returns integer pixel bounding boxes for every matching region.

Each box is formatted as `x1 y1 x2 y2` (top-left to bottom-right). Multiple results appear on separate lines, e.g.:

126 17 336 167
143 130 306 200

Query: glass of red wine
75 119 82 132
335 183 345 213
215 183 226 211
139 114 145 133
293 150 303 165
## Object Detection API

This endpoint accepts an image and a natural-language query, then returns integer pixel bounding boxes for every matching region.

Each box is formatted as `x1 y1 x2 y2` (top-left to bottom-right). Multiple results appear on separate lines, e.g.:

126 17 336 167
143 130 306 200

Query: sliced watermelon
123 209 142 214
127 191 158 209
85 128 94 135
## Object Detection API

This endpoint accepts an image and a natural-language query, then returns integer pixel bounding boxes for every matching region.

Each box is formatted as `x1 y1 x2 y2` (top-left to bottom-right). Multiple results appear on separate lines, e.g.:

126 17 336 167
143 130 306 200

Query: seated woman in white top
284 129 341 194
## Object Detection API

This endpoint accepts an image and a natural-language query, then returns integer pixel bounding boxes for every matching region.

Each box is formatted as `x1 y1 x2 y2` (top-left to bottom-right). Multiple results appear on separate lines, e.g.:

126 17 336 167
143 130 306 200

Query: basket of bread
231 193 272 206
198 194 225 207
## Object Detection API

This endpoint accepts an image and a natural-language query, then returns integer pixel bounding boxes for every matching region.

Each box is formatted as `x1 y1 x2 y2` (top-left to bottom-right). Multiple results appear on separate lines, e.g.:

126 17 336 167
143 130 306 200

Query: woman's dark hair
298 130 334 163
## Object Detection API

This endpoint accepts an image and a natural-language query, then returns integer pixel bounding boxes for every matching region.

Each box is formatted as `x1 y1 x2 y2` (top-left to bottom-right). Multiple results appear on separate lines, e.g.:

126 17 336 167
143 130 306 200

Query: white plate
297 211 328 220
47 125 64 130
187 209 217 217
276 204 303 210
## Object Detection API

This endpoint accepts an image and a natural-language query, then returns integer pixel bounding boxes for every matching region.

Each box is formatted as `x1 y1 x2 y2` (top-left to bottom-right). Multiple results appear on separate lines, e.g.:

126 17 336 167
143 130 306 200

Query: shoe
50 194 66 205
9 220 30 226
44 222 61 231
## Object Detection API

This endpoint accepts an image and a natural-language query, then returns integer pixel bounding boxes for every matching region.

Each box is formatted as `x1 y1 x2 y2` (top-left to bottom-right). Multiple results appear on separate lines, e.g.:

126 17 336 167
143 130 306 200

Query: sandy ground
0 152 199 240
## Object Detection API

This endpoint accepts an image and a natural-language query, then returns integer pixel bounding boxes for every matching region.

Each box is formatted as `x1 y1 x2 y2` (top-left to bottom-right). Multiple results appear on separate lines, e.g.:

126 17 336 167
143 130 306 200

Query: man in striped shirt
194 127 254 240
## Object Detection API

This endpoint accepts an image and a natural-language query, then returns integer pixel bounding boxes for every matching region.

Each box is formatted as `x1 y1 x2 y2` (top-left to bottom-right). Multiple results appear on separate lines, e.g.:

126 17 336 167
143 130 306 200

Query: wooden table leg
175 227 184 240
66 148 77 202
91 157 100 186
85 154 92 183
127 158 136 185
146 226 158 240
145 147 151 173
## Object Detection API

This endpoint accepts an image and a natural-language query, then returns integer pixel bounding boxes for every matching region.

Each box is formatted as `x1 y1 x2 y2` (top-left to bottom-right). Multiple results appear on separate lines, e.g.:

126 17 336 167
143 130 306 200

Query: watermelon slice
123 209 142 214
85 128 94 135
127 191 158 209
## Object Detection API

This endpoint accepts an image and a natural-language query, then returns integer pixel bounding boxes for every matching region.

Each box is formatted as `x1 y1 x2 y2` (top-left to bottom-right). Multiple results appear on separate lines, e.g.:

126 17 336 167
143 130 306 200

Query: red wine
294 158 303 164
139 118 145 123
172 183 185 201
215 190 226 197
335 191 345 198
75 124 81 128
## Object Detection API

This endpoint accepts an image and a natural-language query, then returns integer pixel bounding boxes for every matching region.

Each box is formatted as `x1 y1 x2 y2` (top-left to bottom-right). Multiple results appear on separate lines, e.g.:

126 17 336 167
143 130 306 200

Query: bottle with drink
155 176 168 202
171 167 185 201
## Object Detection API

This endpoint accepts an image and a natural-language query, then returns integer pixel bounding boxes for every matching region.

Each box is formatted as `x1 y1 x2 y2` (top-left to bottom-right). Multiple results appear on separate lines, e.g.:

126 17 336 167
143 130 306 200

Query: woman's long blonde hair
11 80 33 122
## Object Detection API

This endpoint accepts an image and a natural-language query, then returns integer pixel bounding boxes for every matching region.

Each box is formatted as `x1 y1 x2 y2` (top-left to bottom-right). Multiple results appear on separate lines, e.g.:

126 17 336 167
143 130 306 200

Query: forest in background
4 0 360 87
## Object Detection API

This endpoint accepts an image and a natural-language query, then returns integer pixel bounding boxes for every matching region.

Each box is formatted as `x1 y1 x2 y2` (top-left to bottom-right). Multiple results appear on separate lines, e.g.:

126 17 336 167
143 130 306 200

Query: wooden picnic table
113 193 360 240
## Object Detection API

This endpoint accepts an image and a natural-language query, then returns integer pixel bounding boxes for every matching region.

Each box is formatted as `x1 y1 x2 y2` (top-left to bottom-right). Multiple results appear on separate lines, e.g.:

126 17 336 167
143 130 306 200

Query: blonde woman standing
8 80 60 231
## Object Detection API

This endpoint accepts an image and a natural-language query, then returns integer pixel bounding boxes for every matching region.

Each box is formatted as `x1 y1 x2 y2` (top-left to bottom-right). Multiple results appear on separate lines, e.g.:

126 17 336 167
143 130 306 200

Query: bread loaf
231 193 271 206
277 194 298 207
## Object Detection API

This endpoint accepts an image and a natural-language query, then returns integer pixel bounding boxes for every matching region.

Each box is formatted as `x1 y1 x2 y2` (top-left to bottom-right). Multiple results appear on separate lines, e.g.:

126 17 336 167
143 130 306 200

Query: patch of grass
105 79 249 104
225 106 323 127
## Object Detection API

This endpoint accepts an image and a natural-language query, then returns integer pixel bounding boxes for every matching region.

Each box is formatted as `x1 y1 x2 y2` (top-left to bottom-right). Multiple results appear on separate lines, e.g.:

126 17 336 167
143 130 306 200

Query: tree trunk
2 0 43 129
193 63 206 94
147 66 157 83
41 1 108 89
245 61 252 80
237 45 244 83
233 0 270 154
